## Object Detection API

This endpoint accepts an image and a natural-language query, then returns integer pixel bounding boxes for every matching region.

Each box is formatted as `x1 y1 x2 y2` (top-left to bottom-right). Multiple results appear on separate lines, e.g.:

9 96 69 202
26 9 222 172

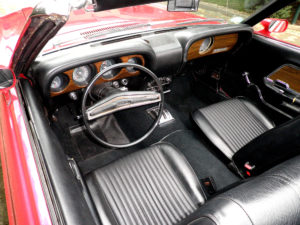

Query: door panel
222 34 300 124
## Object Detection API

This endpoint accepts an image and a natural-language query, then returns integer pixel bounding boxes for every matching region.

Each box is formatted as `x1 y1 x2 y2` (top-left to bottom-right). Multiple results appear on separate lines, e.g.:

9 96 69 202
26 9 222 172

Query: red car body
0 4 218 225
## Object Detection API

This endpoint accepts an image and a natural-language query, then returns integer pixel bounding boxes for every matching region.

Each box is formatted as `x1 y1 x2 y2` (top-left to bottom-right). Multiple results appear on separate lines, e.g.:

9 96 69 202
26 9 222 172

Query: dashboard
32 24 253 98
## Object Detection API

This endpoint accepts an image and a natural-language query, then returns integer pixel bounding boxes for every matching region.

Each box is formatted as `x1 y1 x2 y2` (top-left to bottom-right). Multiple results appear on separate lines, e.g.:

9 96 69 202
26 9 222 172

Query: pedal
147 106 174 125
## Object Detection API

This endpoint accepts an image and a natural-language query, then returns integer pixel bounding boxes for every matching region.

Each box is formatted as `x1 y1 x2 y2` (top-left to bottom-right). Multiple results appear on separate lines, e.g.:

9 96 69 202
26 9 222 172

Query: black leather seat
85 143 300 225
192 98 300 176
86 143 206 225
192 98 275 159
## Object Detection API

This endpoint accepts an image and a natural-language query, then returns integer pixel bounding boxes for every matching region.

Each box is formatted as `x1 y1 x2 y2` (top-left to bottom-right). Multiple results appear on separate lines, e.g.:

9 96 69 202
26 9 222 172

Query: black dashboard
32 24 253 98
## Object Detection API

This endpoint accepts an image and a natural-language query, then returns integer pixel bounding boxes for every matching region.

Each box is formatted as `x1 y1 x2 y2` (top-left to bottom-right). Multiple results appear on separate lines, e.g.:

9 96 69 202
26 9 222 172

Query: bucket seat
192 98 300 176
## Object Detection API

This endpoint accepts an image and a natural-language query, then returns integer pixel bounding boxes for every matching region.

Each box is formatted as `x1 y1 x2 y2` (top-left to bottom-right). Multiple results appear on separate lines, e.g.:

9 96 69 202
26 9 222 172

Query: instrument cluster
49 55 144 97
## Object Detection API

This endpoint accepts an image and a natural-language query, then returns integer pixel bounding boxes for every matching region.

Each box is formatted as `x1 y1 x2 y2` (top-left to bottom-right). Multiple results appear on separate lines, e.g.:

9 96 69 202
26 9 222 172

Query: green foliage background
201 0 300 20
271 6 293 19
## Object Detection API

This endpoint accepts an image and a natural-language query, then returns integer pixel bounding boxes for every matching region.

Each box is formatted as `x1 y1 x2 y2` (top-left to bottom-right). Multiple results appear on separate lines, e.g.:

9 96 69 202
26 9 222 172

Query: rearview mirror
0 69 15 90
168 0 200 11
260 18 288 34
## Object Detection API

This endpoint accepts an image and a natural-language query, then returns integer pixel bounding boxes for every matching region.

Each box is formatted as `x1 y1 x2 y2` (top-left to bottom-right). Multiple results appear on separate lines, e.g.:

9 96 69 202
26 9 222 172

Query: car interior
14 1 300 224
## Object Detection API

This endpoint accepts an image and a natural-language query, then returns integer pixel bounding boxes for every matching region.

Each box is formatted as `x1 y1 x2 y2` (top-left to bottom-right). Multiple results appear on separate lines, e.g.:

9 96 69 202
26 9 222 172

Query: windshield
36 0 273 54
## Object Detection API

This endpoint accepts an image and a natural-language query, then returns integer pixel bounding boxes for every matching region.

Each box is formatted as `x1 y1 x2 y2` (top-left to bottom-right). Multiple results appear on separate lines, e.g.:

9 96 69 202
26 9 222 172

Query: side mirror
168 0 200 11
260 18 288 34
0 69 15 90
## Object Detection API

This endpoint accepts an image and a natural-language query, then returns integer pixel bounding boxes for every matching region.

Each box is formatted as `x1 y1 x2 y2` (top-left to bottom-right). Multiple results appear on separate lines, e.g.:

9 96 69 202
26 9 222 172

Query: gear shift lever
242 71 293 119
242 71 251 85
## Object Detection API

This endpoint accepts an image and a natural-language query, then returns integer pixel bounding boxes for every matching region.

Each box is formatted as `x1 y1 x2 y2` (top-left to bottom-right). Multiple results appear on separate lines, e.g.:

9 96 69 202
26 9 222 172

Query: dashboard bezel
50 55 145 97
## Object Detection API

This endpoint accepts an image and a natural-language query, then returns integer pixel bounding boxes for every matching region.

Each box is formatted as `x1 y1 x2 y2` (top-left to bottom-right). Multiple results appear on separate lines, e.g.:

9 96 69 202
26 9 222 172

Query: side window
253 1 300 47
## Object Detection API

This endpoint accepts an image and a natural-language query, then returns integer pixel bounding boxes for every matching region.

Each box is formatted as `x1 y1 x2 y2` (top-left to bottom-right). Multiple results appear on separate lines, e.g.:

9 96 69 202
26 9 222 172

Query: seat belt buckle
201 177 217 196
244 161 255 176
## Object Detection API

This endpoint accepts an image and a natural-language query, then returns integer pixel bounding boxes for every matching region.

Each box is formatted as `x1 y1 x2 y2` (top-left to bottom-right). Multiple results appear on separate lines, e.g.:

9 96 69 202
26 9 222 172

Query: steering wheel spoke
82 62 164 148
86 91 161 120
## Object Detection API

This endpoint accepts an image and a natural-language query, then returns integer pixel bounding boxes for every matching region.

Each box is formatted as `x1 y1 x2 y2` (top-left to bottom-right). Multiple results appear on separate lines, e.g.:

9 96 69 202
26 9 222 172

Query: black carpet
165 75 208 129
161 130 240 191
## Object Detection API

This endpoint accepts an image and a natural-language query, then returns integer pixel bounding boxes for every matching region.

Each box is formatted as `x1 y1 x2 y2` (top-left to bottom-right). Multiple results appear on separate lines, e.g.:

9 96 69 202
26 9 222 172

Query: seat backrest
179 155 300 225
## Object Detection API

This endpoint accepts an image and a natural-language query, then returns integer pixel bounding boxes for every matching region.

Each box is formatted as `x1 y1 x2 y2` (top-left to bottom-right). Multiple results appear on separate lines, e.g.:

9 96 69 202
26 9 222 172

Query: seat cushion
86 143 206 225
192 98 274 159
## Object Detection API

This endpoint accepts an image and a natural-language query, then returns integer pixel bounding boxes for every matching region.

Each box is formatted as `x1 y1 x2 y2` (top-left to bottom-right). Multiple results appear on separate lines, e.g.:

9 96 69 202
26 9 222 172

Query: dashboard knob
112 81 120 88
121 78 129 86
69 92 78 101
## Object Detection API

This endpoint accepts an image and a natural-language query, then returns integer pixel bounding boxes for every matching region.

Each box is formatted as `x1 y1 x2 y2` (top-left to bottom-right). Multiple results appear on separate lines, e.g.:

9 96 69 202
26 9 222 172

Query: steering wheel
81 63 164 148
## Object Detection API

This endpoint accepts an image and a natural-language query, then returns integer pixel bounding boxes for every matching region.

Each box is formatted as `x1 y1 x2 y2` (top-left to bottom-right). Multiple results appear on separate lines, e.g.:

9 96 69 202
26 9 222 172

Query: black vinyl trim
253 34 300 56
20 79 97 225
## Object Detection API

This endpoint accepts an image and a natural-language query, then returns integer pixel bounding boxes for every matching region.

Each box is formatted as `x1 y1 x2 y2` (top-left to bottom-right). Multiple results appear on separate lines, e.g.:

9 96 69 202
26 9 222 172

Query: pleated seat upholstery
86 143 206 225
192 98 274 159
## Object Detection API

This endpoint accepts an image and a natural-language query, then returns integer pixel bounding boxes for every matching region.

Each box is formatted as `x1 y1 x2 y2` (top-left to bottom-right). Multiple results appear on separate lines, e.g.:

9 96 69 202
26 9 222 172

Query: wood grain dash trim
51 55 145 97
187 33 238 61
268 65 300 93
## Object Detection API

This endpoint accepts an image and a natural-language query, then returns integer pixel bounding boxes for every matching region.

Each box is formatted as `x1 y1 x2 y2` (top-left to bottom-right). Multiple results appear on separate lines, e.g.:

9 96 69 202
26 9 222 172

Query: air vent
81 23 150 39
154 27 187 34
101 35 142 45
176 18 224 25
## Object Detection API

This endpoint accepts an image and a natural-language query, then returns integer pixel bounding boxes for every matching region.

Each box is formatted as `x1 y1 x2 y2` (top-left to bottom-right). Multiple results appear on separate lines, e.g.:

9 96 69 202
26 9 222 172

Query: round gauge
72 65 92 86
100 59 117 79
199 37 213 54
50 74 68 92
126 58 139 73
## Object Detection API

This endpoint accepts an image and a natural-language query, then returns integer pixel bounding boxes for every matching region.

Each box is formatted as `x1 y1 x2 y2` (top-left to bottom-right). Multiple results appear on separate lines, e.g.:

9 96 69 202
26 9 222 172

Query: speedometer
100 59 117 79
72 65 92 86
126 58 139 72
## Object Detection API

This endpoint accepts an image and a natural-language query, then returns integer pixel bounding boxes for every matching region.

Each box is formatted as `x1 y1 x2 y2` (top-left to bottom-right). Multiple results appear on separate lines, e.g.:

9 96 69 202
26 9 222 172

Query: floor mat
69 115 130 159
160 130 240 191
165 75 208 129
115 103 187 147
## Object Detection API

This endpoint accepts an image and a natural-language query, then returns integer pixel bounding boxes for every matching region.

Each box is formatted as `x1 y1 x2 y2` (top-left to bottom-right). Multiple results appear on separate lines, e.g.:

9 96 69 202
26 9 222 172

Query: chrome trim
147 106 174 125
86 91 161 120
